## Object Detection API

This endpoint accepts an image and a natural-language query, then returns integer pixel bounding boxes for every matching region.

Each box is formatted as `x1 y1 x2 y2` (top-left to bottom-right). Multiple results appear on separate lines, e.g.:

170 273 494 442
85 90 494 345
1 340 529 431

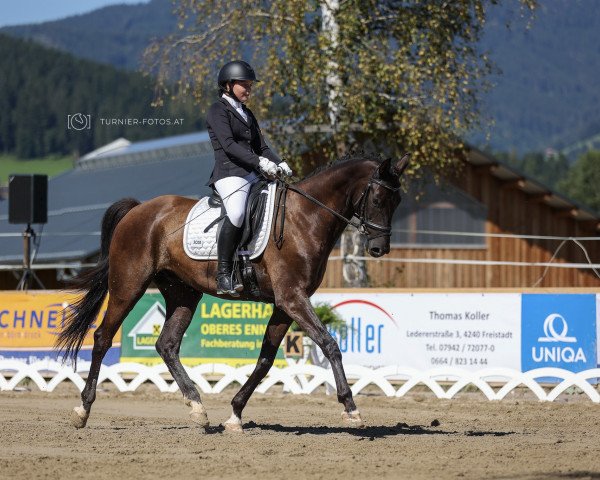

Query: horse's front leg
279 295 363 426
225 307 291 432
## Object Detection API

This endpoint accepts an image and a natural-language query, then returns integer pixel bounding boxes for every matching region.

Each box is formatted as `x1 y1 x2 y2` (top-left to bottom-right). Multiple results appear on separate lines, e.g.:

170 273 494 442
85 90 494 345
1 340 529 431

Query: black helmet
217 60 259 86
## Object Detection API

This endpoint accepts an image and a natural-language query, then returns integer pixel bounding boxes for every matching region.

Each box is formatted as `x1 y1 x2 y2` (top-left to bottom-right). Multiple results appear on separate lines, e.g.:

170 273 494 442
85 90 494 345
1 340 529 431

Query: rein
272 168 400 248
289 184 362 227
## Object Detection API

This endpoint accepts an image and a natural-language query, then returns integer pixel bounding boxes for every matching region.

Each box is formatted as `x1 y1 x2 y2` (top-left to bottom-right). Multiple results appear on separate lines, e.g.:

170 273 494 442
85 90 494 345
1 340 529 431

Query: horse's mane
300 150 385 181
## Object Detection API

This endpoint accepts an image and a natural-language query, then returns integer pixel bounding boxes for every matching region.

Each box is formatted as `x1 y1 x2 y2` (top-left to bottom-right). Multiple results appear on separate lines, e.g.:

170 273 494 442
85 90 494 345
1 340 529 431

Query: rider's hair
218 82 228 97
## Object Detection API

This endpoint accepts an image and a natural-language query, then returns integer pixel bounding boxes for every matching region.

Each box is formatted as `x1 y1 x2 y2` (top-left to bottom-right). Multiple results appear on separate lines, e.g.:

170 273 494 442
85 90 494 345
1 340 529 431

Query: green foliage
0 33 202 159
313 302 346 332
146 0 536 177
557 151 600 214
0 154 73 185
291 302 347 337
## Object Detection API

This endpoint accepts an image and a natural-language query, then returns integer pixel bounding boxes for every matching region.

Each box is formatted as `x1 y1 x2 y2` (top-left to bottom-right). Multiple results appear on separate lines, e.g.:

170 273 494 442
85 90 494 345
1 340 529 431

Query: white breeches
214 172 259 228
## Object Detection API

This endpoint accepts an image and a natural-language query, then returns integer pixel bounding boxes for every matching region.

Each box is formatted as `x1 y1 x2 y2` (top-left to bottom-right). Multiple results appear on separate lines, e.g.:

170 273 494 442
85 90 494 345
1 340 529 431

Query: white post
321 0 341 131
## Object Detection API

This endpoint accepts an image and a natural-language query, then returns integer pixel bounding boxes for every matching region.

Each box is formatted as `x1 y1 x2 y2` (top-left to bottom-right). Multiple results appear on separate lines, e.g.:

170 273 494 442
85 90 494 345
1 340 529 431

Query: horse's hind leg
154 274 208 429
72 282 149 428
225 307 291 432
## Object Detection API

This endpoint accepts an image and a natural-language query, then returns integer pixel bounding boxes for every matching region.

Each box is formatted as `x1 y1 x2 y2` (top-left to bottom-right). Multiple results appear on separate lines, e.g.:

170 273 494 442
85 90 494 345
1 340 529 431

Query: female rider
206 60 293 296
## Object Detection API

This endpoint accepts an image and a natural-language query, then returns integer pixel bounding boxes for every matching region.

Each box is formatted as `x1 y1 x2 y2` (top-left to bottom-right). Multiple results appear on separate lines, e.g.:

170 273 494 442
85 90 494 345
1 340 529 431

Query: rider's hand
259 156 279 177
278 161 293 177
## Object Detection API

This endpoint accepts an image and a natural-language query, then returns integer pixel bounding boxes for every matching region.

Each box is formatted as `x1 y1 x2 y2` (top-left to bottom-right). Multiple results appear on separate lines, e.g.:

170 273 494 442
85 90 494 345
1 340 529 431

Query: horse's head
355 154 410 257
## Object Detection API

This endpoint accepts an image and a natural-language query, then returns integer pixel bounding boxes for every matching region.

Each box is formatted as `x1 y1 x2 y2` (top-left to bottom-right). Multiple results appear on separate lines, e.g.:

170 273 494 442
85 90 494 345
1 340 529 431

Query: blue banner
521 294 597 372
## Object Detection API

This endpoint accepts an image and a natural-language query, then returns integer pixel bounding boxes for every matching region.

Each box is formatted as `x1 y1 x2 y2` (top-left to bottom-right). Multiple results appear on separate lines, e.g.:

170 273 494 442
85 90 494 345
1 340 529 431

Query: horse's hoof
224 422 244 433
224 413 244 433
189 401 209 428
71 405 89 429
341 410 365 427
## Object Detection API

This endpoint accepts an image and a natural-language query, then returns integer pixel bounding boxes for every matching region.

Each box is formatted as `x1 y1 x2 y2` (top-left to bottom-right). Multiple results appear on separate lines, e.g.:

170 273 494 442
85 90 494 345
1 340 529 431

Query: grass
0 154 75 185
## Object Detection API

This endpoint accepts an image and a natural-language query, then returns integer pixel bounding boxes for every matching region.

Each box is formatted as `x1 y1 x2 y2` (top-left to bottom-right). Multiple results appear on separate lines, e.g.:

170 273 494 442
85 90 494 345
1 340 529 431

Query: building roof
76 131 213 170
466 147 600 225
0 132 215 263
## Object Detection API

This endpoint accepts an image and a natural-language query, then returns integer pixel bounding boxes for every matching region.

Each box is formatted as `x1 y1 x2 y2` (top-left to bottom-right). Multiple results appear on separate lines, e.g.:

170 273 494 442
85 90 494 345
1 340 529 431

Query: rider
206 60 293 296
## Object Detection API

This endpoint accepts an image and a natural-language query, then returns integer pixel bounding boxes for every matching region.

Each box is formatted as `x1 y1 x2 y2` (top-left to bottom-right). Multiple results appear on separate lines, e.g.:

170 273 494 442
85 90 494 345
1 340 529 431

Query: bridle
272 166 400 248
352 176 401 240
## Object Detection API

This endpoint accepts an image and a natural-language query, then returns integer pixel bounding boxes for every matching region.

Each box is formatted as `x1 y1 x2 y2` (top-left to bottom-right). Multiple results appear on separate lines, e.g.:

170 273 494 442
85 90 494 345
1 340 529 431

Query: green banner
120 293 285 367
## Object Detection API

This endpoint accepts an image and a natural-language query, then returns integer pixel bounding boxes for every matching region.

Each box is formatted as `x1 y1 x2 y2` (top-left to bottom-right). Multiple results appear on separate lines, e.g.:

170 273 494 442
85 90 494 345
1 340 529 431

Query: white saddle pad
183 182 277 260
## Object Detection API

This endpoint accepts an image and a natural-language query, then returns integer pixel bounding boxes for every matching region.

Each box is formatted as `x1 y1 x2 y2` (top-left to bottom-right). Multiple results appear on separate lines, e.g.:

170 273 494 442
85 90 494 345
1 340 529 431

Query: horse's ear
391 153 410 177
377 157 393 177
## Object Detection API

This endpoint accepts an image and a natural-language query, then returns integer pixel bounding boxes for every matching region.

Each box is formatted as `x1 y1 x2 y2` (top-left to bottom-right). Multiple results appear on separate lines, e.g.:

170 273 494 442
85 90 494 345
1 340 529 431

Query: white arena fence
2 360 600 403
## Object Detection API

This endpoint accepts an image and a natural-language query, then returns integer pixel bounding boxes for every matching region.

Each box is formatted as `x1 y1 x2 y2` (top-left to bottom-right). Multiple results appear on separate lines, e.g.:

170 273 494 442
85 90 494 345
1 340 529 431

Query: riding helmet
217 61 259 86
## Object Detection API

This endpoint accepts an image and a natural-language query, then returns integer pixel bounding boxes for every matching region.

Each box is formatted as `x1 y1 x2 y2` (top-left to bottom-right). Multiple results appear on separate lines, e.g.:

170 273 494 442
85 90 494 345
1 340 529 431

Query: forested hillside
3 0 600 159
0 34 202 158
0 0 174 70
476 0 600 154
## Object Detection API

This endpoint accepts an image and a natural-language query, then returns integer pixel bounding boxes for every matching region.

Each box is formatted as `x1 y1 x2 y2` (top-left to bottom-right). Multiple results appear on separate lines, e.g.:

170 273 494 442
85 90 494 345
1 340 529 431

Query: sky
0 0 150 28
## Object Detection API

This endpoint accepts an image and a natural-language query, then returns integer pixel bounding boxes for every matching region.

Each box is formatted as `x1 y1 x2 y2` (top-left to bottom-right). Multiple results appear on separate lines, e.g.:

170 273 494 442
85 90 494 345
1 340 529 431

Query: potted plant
290 302 347 367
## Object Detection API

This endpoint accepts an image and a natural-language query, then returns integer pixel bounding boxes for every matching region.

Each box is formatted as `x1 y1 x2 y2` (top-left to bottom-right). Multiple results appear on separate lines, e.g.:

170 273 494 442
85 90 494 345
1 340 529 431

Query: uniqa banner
521 294 597 372
119 293 285 367
0 291 117 365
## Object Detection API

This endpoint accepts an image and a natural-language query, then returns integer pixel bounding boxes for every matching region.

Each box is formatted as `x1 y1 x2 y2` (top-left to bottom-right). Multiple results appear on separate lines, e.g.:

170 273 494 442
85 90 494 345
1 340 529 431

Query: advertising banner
521 294 597 372
0 291 118 365
598 294 600 367
2 290 597 377
311 292 522 371
120 293 285 367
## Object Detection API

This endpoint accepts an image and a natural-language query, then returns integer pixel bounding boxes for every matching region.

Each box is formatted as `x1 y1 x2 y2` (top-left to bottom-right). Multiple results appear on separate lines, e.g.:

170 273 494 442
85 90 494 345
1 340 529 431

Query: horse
56 151 410 432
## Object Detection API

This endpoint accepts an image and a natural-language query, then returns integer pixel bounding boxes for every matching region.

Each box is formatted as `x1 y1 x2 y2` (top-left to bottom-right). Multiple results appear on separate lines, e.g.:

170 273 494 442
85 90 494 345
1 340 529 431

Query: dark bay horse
57 152 410 432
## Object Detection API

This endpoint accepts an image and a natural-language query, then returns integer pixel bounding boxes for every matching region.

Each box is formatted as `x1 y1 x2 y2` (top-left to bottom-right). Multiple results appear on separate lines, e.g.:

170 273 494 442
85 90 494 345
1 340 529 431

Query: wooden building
321 148 600 289
2 134 598 290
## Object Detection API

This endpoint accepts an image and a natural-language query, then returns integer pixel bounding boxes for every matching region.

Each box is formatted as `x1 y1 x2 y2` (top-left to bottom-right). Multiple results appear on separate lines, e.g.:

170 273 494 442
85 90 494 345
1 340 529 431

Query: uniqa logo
532 313 586 363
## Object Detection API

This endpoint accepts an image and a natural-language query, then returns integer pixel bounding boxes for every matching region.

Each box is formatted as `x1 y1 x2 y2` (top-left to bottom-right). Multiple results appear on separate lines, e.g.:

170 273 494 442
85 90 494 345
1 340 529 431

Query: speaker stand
17 224 45 291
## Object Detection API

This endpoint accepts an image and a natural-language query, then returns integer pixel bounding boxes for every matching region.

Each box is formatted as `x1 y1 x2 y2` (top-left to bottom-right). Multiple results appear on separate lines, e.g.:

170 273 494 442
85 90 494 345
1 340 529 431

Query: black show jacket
206 97 281 185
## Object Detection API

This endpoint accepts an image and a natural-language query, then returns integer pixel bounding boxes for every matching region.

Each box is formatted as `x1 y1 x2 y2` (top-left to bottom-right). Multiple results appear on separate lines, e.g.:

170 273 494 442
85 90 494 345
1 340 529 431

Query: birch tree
144 0 536 175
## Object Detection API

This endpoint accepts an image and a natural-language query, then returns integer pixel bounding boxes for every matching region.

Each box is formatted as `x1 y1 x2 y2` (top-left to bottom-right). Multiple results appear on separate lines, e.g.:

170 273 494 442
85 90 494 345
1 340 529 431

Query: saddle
183 180 276 298
208 179 270 250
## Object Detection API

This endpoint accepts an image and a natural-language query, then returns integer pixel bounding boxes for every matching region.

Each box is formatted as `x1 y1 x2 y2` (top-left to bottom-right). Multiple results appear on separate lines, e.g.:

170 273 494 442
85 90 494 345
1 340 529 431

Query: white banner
311 293 521 371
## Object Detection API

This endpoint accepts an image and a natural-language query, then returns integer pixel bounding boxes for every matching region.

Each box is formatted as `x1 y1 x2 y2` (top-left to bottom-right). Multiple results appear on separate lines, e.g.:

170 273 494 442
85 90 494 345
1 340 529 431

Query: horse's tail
56 198 141 365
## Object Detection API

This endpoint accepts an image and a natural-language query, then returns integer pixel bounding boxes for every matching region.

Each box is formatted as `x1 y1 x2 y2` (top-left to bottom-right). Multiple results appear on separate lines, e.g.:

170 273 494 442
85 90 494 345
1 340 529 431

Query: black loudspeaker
8 174 48 224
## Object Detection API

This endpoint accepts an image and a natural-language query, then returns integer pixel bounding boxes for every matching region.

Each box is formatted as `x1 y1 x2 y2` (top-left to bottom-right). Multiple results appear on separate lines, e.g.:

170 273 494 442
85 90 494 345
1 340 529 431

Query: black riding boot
216 217 244 296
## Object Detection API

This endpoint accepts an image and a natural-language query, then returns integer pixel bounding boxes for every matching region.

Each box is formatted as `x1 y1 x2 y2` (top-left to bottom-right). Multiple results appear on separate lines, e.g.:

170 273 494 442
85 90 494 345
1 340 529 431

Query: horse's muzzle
367 241 390 258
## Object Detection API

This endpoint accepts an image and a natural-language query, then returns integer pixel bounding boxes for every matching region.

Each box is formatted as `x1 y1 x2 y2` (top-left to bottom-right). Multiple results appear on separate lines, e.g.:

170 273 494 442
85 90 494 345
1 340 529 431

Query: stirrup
216 273 241 297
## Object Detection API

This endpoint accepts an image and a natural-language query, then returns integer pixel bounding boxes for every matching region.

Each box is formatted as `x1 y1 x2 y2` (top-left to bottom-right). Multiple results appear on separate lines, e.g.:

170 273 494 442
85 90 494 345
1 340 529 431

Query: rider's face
230 80 253 103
